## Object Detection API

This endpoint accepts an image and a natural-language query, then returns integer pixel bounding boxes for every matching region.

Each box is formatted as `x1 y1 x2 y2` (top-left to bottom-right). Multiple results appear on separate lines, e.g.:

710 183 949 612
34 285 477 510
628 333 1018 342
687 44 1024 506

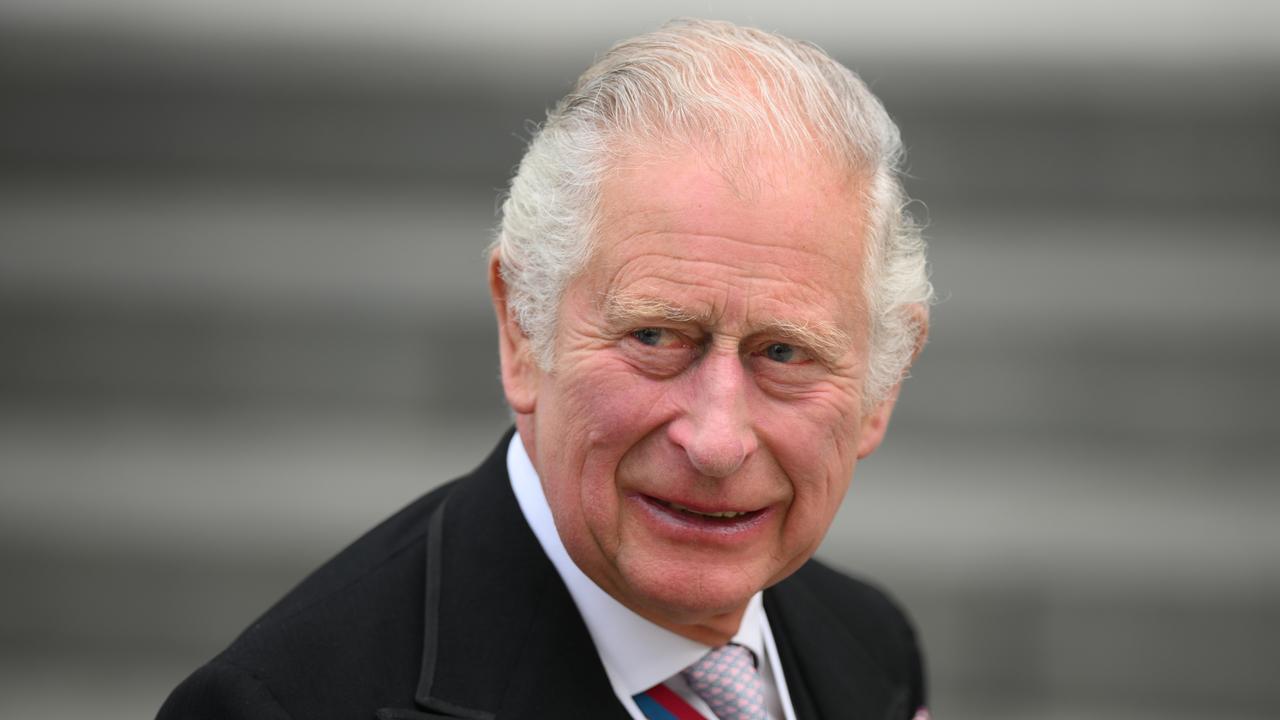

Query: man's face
494 146 900 640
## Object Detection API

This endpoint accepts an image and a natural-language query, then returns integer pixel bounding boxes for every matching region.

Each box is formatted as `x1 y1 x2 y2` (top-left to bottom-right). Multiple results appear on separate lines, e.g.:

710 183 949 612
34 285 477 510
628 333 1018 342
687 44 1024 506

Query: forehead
585 146 870 330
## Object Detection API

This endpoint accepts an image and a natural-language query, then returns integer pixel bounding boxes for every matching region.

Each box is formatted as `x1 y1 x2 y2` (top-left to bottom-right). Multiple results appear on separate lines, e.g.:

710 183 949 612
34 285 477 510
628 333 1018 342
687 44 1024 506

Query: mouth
639 494 767 526
653 498 755 520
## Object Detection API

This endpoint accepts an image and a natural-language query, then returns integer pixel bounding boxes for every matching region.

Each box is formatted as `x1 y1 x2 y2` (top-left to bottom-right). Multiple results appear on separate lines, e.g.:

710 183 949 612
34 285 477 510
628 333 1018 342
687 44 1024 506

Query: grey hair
492 18 932 406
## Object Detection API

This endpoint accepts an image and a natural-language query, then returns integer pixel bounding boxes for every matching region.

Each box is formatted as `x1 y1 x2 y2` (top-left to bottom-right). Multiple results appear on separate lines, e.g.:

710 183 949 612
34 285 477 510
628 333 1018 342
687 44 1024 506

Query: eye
622 327 699 377
629 327 693 349
632 327 665 346
763 342 799 363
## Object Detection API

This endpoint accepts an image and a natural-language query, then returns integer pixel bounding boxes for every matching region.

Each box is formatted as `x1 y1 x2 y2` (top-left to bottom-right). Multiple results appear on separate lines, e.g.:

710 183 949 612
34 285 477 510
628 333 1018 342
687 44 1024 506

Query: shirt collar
507 431 766 695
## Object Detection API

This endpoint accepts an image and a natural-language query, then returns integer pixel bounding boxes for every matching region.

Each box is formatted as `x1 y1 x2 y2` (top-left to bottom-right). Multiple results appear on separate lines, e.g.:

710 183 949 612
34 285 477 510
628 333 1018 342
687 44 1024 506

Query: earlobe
908 303 930 366
856 385 899 459
488 251 539 414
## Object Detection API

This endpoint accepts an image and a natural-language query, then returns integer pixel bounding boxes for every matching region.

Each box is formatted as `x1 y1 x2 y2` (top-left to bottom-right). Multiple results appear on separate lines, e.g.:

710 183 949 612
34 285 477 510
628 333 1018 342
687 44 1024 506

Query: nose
666 349 759 478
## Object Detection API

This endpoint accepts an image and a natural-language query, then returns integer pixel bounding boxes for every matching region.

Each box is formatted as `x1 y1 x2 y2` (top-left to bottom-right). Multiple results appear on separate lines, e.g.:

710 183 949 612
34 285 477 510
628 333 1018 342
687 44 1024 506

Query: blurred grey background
1 2 1277 719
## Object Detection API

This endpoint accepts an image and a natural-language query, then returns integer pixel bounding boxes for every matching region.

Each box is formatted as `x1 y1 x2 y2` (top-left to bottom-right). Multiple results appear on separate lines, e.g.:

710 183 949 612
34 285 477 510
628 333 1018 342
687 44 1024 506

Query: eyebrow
603 292 708 326
602 291 853 363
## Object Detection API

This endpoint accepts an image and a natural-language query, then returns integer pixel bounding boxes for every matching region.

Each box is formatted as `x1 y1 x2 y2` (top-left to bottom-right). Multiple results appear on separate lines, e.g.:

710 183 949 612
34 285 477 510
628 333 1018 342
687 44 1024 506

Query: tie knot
681 644 766 720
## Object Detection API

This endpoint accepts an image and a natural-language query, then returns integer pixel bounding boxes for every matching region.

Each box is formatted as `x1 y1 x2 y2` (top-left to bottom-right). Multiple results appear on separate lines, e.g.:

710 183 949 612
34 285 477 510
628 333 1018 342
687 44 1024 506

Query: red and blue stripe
633 683 708 720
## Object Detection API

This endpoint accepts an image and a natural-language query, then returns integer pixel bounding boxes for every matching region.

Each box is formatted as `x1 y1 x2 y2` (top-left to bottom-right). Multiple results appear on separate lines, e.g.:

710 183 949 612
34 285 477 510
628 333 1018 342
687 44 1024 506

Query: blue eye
632 328 663 346
765 343 795 363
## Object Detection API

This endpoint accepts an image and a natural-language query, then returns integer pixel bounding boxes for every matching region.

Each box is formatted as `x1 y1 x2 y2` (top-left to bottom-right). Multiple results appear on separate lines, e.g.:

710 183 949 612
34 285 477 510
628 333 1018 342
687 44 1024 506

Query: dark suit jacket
158 431 926 720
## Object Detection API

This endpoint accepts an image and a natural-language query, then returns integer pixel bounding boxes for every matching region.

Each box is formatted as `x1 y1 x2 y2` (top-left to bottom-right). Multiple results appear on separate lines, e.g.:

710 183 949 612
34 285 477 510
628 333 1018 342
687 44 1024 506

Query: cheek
757 390 861 529
543 360 675 498
560 361 667 443
759 382 861 459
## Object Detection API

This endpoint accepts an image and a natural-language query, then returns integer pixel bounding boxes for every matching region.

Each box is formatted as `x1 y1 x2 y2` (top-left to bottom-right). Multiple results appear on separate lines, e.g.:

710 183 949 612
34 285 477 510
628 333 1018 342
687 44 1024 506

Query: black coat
158 431 926 719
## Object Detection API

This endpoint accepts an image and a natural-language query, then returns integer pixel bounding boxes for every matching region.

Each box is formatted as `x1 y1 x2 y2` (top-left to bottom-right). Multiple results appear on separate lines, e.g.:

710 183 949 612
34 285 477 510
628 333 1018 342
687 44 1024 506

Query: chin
619 558 767 625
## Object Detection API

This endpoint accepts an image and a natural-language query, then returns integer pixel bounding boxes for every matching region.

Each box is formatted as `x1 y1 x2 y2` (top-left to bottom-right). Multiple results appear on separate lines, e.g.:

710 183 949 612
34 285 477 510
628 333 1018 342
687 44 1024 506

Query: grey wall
1 5 1277 719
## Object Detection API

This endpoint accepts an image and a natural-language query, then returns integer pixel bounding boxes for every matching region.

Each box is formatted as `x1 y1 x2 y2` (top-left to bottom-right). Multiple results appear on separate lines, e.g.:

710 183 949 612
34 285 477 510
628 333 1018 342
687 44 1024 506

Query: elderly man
160 19 932 720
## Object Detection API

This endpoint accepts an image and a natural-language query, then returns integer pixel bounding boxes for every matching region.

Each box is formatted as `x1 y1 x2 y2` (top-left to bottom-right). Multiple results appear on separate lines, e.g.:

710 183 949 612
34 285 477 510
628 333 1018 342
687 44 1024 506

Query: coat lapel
399 434 632 720
765 573 910 720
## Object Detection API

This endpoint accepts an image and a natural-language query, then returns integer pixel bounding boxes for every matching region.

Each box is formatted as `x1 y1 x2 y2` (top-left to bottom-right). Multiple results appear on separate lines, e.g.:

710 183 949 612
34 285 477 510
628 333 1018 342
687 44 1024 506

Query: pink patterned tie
681 644 767 720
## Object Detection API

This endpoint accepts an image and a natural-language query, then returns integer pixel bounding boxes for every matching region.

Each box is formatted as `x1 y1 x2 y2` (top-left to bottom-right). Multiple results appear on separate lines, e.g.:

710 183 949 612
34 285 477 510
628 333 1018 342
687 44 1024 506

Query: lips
664 501 749 519
628 492 775 548
644 495 763 522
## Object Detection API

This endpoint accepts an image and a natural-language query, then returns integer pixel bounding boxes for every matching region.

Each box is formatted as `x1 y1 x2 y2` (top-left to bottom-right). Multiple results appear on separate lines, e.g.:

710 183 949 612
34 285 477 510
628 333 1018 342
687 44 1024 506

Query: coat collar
410 430 630 720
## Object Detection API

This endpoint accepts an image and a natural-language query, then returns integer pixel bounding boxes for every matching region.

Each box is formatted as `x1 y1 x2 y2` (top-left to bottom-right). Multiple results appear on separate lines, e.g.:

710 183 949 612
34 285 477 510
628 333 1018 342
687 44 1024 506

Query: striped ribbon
633 683 709 720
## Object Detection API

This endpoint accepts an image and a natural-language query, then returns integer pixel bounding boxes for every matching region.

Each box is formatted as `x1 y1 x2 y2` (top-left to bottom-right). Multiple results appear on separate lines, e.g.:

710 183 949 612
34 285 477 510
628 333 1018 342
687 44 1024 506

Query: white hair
493 18 932 406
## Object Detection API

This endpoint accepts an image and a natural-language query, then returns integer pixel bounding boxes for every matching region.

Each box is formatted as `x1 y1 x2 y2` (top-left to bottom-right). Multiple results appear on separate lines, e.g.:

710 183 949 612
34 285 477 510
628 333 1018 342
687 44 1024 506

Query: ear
489 250 539 414
856 304 929 459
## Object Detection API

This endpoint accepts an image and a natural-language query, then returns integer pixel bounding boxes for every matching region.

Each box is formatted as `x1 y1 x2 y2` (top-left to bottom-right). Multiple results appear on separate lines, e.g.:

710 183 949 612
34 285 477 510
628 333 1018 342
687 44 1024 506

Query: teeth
668 502 745 519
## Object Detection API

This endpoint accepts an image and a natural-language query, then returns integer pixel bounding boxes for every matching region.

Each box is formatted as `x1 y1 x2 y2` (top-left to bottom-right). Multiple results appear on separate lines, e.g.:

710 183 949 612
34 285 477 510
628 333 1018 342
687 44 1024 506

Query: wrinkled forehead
583 142 874 324
597 138 870 255
601 133 868 223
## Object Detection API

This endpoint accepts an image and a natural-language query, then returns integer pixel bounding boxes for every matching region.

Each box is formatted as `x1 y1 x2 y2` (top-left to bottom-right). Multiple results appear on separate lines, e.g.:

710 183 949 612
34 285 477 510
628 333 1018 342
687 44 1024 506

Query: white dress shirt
507 432 798 720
